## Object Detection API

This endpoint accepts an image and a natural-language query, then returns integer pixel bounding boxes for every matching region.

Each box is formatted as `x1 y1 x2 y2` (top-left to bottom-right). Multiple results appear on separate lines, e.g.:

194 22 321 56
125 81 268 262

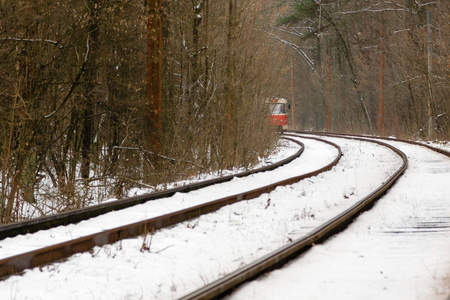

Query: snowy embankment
1 136 448 300
0 139 303 260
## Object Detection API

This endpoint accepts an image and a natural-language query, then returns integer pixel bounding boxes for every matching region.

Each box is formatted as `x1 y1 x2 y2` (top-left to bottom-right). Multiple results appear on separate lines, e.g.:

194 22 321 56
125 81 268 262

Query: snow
0 135 449 300
229 137 450 300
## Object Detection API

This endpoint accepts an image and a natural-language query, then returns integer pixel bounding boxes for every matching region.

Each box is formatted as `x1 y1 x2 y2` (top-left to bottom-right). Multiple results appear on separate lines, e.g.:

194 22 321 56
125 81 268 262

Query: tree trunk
145 0 162 154
80 0 101 180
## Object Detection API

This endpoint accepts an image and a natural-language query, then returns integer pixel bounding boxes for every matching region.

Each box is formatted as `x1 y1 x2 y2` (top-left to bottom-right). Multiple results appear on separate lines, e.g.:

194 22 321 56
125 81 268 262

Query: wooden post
377 21 385 135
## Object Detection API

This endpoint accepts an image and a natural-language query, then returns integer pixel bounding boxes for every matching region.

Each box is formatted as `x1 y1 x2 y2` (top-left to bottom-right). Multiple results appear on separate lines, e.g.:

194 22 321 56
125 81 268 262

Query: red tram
267 98 289 130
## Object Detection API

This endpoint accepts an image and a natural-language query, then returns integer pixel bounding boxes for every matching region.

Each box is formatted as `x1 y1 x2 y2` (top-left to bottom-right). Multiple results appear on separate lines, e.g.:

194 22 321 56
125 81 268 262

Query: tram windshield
269 103 286 115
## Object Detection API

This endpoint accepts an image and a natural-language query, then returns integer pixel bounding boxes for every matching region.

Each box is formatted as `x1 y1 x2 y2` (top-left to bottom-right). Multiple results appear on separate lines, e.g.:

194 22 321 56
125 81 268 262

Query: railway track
180 132 409 300
227 132 450 300
0 135 340 279
182 132 450 300
298 130 450 157
2 132 446 299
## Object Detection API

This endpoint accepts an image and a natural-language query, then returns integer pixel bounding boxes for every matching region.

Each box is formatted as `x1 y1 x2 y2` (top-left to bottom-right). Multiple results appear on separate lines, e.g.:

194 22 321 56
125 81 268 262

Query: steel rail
0 136 342 279
0 137 303 240
179 132 408 300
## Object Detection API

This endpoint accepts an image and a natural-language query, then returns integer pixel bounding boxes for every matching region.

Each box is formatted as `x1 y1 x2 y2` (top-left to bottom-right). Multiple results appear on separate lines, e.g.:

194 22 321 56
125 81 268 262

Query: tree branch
262 29 317 72
43 35 90 119
4 37 59 46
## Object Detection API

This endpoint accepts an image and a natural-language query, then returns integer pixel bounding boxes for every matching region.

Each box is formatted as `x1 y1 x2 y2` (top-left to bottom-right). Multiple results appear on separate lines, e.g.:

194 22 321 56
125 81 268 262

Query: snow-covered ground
0 135 448 300
229 136 450 300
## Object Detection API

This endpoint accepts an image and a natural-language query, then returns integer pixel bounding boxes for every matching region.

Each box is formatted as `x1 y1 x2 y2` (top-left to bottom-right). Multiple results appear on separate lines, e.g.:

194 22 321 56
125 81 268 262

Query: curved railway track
296 130 450 157
2 132 446 300
0 136 341 279
179 132 409 300
227 132 450 300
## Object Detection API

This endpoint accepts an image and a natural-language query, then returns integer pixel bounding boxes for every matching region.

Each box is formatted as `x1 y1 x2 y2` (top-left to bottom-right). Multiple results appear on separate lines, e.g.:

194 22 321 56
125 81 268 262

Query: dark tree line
275 0 448 139
0 0 287 223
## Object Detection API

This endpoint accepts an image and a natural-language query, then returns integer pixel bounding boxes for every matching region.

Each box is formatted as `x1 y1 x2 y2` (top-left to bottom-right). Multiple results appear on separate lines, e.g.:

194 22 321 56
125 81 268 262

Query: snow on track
229 137 450 300
0 136 403 299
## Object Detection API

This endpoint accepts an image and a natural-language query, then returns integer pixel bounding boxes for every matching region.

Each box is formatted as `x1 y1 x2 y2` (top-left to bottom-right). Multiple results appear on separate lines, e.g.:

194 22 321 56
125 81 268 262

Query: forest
0 0 448 223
